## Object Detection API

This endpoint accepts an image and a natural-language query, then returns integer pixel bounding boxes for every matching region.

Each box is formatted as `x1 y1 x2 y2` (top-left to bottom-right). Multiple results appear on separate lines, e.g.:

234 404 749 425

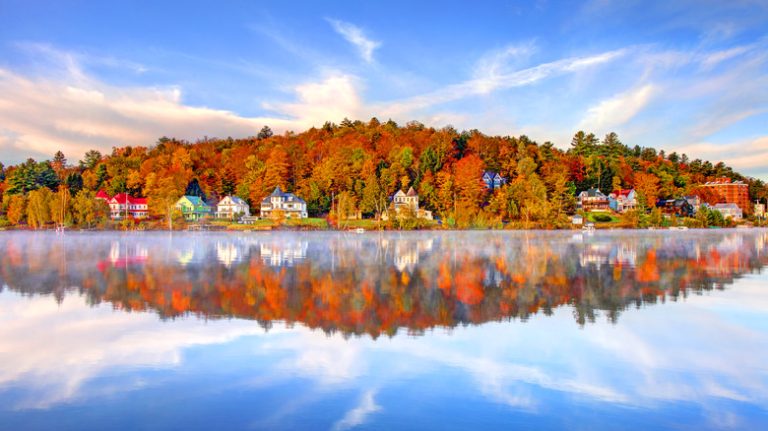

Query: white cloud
578 84 657 132
0 56 363 163
676 136 768 172
332 390 382 431
327 19 381 63
0 292 267 409
379 48 627 118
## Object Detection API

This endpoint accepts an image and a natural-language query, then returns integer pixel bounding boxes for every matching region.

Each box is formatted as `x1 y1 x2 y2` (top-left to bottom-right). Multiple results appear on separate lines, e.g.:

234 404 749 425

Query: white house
217 196 250 219
713 203 743 220
608 189 637 213
260 186 308 219
382 187 433 220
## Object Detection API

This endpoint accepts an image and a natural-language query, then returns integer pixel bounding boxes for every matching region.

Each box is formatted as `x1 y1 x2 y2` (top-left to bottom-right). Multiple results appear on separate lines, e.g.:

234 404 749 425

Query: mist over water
1 230 767 430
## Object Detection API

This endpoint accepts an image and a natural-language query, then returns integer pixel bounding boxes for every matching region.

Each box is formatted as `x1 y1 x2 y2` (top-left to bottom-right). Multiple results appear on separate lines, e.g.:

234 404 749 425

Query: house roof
394 190 406 197
580 188 606 198
261 187 306 204
220 196 247 206
110 193 147 205
95 190 110 199
714 203 741 210
406 187 418 197
182 195 207 206
614 189 634 197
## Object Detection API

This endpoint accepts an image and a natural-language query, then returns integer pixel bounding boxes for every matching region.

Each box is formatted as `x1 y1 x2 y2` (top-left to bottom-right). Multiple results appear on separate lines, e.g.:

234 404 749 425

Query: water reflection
1 230 767 335
1 231 768 429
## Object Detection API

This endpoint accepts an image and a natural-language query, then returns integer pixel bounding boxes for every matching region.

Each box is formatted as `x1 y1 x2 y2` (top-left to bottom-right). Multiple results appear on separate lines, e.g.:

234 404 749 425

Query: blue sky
0 0 767 177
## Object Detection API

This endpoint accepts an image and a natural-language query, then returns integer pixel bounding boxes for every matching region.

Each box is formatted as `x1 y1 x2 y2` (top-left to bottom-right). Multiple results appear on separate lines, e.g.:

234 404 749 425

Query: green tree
6 159 59 194
80 150 103 169
257 125 273 140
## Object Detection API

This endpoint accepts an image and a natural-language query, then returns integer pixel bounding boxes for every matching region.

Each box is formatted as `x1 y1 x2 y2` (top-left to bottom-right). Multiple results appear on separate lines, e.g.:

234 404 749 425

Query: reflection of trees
1 232 767 337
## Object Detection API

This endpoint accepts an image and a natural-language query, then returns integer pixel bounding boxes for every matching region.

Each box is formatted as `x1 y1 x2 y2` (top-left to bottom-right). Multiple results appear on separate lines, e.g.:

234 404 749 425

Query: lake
1 230 767 430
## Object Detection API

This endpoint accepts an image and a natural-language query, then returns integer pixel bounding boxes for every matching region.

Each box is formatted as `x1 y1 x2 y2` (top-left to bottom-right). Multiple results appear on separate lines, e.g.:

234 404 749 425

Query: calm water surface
1 230 767 430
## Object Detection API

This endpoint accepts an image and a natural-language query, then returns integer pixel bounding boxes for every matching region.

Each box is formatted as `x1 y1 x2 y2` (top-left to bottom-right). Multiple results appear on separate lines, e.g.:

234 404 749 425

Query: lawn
284 217 329 229
337 219 383 230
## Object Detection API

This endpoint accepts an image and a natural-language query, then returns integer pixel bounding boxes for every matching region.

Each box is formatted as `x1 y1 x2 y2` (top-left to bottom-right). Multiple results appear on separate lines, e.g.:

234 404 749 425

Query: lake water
1 230 767 430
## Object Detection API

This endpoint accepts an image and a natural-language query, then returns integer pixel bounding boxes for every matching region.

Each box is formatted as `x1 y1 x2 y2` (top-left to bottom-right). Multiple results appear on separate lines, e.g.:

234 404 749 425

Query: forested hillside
1 118 766 228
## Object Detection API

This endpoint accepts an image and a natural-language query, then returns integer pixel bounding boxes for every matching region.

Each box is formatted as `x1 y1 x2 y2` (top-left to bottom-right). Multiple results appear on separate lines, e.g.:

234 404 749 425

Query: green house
175 195 212 221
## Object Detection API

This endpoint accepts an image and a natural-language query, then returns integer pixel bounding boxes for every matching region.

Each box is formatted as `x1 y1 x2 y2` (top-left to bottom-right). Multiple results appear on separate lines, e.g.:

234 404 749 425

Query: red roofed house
95 190 111 201
108 193 149 219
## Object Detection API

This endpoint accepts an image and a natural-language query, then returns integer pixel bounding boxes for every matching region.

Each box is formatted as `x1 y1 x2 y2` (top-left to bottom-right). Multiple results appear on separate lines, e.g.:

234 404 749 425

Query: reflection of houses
216 196 250 219
260 241 308 266
175 196 212 221
579 243 611 268
384 238 434 272
608 189 637 213
657 198 694 217
482 171 507 190
260 187 308 219
713 203 743 220
609 244 637 266
106 193 148 219
216 242 242 267
382 187 433 220
577 188 609 212
98 241 148 270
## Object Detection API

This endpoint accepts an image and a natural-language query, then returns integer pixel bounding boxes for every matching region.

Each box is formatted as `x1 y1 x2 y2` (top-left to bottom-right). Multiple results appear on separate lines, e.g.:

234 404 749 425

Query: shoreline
0 225 762 233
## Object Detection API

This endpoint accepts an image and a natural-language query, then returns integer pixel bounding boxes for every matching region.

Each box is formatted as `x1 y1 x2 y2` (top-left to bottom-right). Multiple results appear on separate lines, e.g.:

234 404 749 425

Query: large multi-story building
702 178 750 215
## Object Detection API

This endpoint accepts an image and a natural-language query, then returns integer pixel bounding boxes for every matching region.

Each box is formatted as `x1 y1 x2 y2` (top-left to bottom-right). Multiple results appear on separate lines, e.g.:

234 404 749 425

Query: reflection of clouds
0 292 265 409
332 389 381 431
1 274 767 427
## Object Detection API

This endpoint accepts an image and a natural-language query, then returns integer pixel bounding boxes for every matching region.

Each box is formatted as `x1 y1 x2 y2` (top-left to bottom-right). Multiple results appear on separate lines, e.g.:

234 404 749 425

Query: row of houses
576 182 749 220
96 186 309 222
94 175 753 223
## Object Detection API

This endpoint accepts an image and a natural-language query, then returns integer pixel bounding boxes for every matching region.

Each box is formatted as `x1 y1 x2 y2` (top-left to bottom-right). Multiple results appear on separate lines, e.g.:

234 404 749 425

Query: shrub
592 213 613 223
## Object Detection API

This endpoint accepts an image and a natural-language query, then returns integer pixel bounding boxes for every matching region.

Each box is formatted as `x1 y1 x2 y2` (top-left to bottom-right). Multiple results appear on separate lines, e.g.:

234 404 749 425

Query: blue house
482 171 507 190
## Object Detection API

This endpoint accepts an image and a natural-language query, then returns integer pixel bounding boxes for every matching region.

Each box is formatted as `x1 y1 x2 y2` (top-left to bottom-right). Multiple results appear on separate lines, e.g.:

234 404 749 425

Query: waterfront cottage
175 195 212 221
260 186 308 219
107 193 148 219
217 196 250 219
382 187 433 220
713 203 743 220
657 198 695 217
608 189 637 213
577 188 610 212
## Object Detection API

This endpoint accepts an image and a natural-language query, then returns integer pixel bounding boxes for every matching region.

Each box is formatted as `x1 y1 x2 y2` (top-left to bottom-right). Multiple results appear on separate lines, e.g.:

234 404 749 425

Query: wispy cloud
332 389 382 431
379 48 627 117
578 84 657 132
327 19 381 63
